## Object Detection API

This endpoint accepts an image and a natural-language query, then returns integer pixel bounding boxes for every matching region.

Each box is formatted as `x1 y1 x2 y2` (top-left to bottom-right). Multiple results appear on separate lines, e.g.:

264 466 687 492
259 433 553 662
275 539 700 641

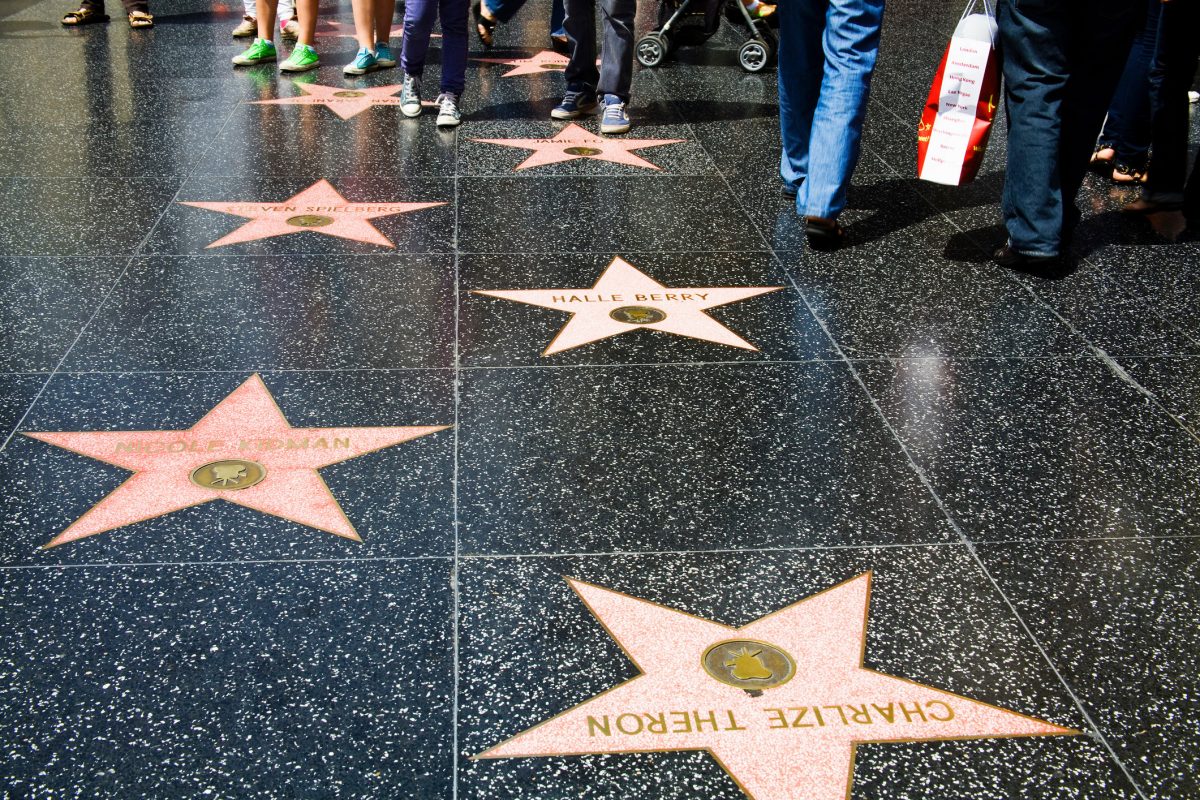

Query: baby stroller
635 0 777 73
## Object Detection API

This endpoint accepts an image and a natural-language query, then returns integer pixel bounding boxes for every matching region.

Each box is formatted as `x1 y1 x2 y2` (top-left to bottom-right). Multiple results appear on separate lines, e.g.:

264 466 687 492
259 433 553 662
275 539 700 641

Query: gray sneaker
400 73 423 118
436 92 461 127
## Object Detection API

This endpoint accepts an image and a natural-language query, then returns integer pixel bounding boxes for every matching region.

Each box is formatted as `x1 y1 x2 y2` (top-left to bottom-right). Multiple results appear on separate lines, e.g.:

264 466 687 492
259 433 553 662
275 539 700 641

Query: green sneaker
280 43 319 72
232 38 277 66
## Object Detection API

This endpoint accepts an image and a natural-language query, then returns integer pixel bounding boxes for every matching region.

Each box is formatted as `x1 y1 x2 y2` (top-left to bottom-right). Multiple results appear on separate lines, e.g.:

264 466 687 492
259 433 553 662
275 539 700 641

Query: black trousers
1145 0 1200 206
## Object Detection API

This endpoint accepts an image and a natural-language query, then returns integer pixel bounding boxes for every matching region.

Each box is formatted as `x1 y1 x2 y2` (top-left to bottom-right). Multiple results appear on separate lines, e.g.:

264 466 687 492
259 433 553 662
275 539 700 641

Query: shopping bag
917 0 1001 185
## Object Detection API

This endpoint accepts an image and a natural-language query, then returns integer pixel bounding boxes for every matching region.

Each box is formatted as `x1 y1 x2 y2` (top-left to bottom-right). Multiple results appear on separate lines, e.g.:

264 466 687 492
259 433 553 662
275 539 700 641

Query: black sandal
1112 161 1147 184
474 1 497 47
804 216 847 251
62 6 110 25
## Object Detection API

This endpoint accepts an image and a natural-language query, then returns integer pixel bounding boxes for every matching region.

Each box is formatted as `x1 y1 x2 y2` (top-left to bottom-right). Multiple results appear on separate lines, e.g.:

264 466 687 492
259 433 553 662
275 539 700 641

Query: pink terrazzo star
180 179 446 248
470 123 684 171
472 49 588 76
24 375 449 548
251 83 409 120
477 574 1078 800
472 256 782 355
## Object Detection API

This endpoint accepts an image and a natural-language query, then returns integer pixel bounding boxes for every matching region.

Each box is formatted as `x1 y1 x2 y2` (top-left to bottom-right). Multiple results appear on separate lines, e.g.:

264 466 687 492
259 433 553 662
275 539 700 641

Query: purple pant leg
439 0 468 95
401 0 438 78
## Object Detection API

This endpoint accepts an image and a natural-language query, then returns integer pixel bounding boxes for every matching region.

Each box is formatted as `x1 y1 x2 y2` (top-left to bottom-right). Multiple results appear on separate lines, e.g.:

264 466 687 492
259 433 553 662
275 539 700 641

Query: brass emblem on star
190 459 268 491
609 305 667 325
286 214 336 228
333 90 366 98
702 639 796 692
539 63 567 70
563 146 604 156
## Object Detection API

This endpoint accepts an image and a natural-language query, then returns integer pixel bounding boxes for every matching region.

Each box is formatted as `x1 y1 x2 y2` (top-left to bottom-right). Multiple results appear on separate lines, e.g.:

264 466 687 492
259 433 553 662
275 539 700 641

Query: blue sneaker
551 86 598 120
600 94 630 134
374 41 396 68
343 47 379 75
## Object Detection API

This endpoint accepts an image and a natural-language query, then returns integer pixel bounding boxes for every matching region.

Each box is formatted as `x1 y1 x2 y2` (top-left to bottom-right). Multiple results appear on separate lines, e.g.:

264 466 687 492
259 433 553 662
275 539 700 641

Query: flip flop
474 1 497 47
128 10 153 26
62 7 110 25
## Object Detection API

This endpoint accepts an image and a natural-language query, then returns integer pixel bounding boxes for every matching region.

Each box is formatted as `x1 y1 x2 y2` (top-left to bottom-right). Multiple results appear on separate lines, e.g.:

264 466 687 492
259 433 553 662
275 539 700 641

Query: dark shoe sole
805 220 846 251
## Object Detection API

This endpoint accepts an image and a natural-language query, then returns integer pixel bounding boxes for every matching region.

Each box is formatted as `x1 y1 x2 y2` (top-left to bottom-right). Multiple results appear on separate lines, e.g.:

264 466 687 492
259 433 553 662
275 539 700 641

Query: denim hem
1012 246 1059 258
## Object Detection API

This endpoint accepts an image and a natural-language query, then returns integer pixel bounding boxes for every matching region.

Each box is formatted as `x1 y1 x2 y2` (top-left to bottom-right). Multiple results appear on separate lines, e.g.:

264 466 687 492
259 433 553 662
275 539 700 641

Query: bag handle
959 0 995 20
958 0 997 45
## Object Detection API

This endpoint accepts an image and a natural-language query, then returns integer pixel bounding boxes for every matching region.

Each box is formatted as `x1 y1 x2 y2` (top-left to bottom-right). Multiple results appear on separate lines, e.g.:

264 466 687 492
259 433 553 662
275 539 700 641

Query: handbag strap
958 0 997 45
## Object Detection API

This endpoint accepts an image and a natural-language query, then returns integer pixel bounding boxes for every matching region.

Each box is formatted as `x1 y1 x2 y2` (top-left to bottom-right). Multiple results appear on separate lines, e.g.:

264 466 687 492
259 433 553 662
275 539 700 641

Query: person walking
233 0 298 41
777 0 886 250
474 0 568 52
551 0 636 135
1090 0 1162 185
992 0 1144 270
344 0 399 75
61 0 152 28
1124 0 1200 221
231 0 320 71
398 0 470 127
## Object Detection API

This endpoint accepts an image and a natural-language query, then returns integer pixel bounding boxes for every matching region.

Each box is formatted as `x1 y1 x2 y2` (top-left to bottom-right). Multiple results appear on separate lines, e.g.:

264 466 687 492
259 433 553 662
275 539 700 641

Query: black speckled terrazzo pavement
1 0 1198 796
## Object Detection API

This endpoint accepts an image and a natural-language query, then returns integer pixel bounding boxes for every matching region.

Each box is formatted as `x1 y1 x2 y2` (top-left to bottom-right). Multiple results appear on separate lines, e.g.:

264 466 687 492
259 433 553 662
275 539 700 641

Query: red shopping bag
917 0 1001 185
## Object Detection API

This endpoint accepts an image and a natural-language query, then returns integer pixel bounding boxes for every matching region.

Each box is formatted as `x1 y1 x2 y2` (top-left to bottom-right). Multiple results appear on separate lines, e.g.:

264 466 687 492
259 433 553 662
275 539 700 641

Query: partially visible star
476 574 1078 800
470 123 684 171
25 375 449 547
472 49 592 77
251 83 406 119
472 256 782 355
180 179 446 248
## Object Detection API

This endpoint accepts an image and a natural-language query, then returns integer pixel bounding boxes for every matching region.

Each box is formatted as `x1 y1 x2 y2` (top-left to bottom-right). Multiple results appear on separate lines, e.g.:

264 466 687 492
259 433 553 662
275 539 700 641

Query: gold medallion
286 214 335 228
564 146 603 156
539 63 567 70
190 459 267 491
702 639 795 692
333 90 366 98
609 305 667 325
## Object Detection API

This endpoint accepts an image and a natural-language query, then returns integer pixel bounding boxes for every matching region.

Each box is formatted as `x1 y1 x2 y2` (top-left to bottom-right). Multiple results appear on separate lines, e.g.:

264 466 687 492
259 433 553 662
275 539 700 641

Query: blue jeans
485 0 565 37
563 0 635 101
1096 0 1160 168
402 0 469 94
997 0 1143 256
777 0 884 220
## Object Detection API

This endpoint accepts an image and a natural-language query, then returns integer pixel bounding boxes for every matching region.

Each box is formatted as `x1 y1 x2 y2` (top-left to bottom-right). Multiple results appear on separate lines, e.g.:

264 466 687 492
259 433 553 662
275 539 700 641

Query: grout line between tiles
0 353 1112 378
451 121 463 800
651 67 1153 800
6 529 1199 572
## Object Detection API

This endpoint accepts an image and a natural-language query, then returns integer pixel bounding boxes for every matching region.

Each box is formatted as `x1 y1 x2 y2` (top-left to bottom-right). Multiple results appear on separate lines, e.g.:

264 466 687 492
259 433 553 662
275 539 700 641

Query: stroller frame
636 0 777 72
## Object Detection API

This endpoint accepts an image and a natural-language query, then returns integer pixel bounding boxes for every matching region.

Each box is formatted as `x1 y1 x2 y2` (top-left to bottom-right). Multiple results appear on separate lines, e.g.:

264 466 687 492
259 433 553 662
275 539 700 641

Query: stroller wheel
738 37 772 72
636 32 668 68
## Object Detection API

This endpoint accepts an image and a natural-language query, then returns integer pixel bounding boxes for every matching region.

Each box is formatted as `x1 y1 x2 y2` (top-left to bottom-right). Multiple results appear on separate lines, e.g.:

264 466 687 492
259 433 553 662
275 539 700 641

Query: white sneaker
400 73 423 118
280 17 298 40
232 15 256 37
436 92 461 127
